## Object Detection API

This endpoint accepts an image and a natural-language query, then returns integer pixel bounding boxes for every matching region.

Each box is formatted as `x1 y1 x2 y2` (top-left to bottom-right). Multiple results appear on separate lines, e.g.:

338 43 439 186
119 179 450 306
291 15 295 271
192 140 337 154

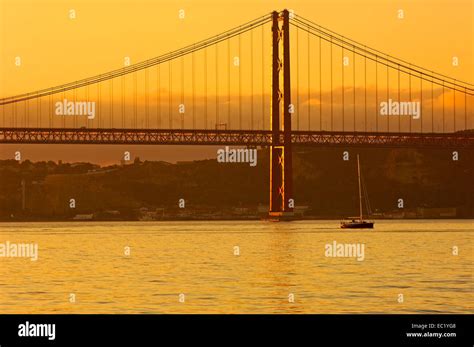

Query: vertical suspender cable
341 44 344 131
157 65 161 128
182 56 185 129
85 85 89 127
48 93 51 127
25 99 28 128
215 43 219 129
409 71 411 133
442 81 445 132
296 26 299 130
145 68 149 128
109 79 113 128
122 75 125 128
261 24 265 130
204 49 207 129
465 87 467 130
228 38 231 129
375 56 378 132
398 66 400 132
250 30 254 130
319 36 322 130
453 80 456 131
431 78 434 132
307 27 310 130
364 50 367 132
238 33 242 129
121 75 126 128
134 72 138 128
386 55 389 132
330 37 333 131
192 51 195 129
169 61 173 129
98 82 101 128
37 94 40 127
420 73 423 132
353 47 355 132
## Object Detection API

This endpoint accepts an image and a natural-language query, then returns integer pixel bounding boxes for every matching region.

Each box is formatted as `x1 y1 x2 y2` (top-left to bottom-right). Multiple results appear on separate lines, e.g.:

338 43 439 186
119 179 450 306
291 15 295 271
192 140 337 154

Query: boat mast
357 154 363 220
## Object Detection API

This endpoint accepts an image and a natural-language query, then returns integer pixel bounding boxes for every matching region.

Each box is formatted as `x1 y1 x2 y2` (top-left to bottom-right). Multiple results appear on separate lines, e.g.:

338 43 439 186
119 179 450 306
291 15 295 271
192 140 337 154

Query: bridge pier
269 10 294 218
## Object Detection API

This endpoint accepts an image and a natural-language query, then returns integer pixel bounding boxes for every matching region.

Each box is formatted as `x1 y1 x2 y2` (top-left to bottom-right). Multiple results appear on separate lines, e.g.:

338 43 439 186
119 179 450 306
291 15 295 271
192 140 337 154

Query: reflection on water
0 220 472 313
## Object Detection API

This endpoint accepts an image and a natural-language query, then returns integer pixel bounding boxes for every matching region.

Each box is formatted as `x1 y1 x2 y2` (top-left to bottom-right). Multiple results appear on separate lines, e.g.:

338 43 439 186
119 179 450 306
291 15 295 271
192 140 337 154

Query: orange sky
1 0 472 97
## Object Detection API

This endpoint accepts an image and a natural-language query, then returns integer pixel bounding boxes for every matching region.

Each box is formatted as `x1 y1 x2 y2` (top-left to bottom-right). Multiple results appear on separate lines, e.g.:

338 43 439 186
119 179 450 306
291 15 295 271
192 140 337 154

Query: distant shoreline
1 217 473 223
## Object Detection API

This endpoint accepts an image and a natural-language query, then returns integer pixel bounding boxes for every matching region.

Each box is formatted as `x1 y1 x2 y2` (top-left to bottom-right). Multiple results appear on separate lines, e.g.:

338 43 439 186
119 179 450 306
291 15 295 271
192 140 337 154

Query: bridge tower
269 9 294 218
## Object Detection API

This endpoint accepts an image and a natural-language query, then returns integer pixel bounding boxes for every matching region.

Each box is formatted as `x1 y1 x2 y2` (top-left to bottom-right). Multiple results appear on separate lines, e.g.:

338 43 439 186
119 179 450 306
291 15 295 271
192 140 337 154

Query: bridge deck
0 128 472 148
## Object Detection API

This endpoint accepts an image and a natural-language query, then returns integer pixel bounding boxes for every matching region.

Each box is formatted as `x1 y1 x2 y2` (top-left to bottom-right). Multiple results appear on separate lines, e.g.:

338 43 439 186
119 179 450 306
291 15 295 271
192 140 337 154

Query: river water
0 220 472 313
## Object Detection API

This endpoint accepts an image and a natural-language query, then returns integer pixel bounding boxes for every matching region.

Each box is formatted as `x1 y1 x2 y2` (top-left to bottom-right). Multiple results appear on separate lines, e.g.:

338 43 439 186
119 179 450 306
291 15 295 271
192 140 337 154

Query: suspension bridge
0 9 473 216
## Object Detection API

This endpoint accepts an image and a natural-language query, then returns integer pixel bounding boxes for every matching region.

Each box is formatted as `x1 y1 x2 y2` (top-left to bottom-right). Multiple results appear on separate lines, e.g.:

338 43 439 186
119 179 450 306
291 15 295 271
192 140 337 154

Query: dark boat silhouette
340 218 374 229
340 154 374 229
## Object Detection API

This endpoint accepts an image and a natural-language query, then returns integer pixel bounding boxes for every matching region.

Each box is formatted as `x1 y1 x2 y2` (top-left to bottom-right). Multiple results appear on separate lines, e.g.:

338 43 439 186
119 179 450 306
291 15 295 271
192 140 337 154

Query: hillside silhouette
0 147 472 220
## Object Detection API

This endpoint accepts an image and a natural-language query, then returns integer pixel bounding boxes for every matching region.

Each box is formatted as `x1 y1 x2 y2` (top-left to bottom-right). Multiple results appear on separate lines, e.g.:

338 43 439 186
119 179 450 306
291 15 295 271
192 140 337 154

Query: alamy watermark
325 241 365 261
18 321 55 341
380 99 420 119
0 241 38 261
55 99 96 119
217 146 257 167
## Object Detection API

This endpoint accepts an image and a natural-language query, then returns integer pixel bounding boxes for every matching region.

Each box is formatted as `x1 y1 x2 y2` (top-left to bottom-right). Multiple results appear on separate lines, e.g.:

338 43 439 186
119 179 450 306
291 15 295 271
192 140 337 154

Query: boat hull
340 221 374 229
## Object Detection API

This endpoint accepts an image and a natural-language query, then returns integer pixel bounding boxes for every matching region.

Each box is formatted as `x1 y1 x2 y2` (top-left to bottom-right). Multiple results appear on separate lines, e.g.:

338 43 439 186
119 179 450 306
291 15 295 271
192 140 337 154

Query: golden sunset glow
1 0 472 96
0 3 473 335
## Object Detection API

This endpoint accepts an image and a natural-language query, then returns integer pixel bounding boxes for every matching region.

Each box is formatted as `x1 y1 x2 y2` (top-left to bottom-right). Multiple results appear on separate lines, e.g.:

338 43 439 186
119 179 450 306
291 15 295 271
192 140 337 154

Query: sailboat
340 154 374 229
